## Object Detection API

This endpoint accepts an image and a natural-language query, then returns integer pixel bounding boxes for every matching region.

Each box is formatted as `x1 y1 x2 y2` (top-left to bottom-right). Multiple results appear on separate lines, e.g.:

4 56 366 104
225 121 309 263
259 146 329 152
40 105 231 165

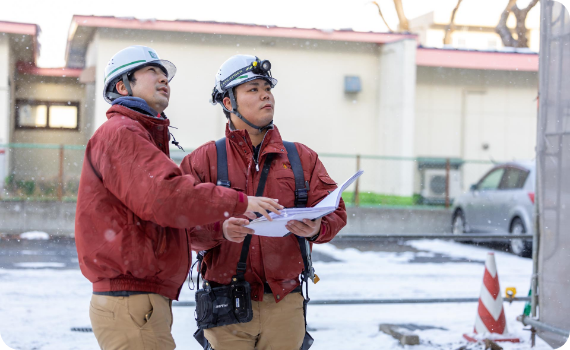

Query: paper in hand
246 170 364 237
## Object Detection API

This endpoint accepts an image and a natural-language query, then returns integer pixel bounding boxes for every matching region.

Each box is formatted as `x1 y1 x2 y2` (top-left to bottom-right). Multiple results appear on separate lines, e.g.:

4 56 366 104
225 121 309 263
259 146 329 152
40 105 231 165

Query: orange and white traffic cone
463 253 520 343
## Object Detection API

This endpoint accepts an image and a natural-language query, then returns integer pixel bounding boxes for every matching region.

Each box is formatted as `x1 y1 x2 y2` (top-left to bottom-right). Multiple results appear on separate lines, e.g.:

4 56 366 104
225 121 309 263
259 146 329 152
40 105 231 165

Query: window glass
478 168 505 190
16 101 79 129
18 104 47 127
49 105 78 129
500 168 530 189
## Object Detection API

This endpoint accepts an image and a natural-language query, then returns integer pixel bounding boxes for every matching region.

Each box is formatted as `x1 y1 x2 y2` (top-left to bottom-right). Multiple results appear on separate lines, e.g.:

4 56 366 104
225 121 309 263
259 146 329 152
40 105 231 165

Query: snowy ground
0 238 559 350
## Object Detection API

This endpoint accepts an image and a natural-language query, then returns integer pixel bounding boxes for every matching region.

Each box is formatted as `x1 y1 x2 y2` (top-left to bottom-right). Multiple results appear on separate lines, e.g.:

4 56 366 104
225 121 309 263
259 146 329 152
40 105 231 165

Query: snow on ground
18 231 49 240
0 240 555 349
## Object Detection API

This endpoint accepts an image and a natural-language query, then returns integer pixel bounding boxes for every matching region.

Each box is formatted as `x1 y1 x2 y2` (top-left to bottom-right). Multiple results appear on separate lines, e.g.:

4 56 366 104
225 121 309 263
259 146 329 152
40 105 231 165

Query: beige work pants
204 292 306 350
89 293 176 350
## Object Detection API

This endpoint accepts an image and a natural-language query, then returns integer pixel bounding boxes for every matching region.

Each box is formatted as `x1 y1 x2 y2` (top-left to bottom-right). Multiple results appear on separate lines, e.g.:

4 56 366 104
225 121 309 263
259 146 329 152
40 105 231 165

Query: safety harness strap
283 141 315 349
215 138 231 188
283 141 309 208
215 137 275 278
211 137 313 349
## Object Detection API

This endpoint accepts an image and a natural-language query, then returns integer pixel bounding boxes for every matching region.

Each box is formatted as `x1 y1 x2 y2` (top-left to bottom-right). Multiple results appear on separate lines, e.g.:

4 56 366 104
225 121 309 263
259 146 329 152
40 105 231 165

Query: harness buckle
236 262 247 273
294 188 308 207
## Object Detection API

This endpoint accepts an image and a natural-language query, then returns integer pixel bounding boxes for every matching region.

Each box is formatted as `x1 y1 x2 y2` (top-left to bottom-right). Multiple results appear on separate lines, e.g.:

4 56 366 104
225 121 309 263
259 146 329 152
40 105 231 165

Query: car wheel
452 210 466 235
510 218 531 257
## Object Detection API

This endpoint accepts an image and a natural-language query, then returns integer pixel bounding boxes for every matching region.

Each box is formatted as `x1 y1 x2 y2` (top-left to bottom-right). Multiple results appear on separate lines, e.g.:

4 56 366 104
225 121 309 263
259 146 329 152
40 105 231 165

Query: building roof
416 47 538 72
0 20 39 65
65 15 417 67
0 20 38 36
65 15 539 72
17 62 82 78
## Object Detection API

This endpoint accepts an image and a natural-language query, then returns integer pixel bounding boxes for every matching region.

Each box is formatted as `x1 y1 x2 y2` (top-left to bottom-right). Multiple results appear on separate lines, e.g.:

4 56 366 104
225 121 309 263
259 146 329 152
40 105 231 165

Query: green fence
0 143 500 206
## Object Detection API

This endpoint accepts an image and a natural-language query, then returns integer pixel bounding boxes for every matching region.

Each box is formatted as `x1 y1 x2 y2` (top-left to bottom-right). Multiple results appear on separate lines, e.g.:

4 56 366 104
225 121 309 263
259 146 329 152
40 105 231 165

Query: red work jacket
180 125 347 303
75 105 247 300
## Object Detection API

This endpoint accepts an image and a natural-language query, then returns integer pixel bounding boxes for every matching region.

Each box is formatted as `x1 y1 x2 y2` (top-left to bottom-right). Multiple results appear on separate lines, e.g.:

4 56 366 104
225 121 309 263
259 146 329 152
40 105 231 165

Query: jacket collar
106 104 170 131
111 96 165 119
225 123 287 156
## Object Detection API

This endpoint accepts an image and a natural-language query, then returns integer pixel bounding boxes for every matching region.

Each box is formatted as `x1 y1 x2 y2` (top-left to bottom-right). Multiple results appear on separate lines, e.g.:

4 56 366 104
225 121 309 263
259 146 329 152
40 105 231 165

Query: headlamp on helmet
252 59 271 75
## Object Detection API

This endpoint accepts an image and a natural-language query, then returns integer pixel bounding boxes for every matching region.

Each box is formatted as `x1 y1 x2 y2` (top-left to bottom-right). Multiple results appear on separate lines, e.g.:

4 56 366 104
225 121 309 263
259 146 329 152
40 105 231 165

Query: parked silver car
451 161 535 257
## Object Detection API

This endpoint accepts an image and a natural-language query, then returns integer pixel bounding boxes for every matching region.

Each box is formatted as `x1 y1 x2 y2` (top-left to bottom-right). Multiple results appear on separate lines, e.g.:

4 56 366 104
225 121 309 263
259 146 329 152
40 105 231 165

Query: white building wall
414 66 538 191
85 28 537 198
0 35 9 191
91 30 410 194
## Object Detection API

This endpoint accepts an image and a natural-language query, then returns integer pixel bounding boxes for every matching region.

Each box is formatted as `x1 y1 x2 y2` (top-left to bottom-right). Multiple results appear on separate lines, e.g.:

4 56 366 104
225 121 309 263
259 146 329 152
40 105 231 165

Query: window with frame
16 100 79 130
499 167 530 190
477 168 505 191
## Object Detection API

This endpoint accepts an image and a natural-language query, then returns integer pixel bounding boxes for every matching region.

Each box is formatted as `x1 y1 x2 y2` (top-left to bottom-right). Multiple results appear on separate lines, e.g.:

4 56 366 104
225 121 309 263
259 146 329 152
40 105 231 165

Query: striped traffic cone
463 253 520 343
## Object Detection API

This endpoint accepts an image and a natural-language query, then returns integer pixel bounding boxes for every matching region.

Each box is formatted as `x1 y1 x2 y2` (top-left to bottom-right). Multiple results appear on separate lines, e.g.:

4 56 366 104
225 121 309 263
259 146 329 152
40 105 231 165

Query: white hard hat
103 45 176 103
210 55 277 132
211 55 277 105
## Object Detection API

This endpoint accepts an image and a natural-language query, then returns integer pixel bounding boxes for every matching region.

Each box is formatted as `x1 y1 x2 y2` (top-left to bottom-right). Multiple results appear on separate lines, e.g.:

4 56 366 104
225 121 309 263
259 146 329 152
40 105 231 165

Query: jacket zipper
254 131 270 172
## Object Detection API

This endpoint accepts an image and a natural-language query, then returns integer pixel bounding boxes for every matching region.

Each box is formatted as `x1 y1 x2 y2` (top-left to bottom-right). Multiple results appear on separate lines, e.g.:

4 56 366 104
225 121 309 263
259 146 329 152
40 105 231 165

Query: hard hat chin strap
225 88 273 132
122 73 133 97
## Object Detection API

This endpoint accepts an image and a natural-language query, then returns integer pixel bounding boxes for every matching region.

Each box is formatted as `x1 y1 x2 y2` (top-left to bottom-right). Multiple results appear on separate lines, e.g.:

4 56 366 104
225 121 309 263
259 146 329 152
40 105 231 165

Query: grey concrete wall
0 202 452 237
341 207 452 235
0 201 76 236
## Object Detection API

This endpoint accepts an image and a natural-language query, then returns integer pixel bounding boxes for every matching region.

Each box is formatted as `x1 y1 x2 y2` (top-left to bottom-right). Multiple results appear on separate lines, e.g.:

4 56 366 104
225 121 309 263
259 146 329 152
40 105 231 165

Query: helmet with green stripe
211 55 277 131
103 45 176 104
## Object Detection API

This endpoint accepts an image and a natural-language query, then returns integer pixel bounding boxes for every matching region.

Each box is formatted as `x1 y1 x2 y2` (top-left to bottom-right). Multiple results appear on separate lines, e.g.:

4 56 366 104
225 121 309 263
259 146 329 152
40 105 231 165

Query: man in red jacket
75 46 282 350
180 55 347 350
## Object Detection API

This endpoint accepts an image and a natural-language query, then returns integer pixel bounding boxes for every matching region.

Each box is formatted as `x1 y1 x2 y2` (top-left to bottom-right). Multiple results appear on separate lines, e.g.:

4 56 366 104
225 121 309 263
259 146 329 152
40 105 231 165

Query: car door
467 167 506 232
496 166 531 232
485 166 520 233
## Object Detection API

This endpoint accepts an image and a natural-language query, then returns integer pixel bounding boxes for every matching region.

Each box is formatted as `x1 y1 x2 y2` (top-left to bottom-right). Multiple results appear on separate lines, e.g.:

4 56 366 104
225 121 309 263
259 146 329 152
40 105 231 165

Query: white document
246 170 364 237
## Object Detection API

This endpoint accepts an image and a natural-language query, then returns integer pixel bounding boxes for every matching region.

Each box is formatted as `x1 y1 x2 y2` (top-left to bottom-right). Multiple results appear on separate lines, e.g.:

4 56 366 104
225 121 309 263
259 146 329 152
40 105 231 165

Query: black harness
193 137 314 350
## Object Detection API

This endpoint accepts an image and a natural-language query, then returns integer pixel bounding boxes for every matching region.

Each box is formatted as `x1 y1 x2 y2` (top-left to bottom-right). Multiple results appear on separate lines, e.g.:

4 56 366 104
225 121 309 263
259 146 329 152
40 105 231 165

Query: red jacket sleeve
90 124 247 229
299 143 348 244
180 144 226 251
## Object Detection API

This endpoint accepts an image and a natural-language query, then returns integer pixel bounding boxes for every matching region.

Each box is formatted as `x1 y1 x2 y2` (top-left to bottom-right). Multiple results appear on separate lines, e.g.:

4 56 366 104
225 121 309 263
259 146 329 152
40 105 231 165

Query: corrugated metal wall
537 1 570 347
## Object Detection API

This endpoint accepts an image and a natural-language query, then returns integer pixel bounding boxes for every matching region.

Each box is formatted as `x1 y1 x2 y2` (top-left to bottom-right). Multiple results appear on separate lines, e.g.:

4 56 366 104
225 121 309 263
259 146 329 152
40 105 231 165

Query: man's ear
115 80 129 97
223 96 233 111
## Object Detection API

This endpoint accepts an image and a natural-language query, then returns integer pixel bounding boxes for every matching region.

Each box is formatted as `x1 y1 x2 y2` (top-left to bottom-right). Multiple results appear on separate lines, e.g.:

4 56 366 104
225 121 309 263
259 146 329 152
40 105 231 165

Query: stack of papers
247 170 364 237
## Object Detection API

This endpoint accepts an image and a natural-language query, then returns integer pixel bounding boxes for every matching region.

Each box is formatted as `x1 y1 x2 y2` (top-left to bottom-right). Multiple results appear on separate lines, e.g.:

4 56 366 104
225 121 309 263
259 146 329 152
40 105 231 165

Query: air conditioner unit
421 168 462 204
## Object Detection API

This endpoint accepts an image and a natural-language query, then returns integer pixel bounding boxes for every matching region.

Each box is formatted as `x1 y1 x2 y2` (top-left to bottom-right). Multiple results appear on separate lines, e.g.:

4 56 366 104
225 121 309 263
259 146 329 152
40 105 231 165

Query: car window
500 167 530 190
478 168 505 190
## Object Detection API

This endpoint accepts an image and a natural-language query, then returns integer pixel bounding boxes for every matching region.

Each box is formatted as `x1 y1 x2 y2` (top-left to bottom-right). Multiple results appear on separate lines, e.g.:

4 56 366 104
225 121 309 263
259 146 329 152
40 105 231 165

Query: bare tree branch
443 0 463 45
495 0 539 48
393 0 410 32
371 1 394 32
496 0 518 47
512 0 539 47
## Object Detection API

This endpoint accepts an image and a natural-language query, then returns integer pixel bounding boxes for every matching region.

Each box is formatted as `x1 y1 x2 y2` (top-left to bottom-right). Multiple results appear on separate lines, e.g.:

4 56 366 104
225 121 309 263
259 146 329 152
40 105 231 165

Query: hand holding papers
246 170 364 237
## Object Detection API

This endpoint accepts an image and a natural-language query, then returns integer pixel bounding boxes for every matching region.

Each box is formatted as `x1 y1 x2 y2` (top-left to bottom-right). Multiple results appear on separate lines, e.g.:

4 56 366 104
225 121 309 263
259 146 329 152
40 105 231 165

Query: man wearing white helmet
181 55 347 350
75 47 283 350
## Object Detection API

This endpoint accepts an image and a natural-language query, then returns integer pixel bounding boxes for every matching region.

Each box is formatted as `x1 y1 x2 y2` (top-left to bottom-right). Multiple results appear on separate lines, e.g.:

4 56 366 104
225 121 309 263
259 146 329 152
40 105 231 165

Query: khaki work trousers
204 292 306 350
89 293 176 350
